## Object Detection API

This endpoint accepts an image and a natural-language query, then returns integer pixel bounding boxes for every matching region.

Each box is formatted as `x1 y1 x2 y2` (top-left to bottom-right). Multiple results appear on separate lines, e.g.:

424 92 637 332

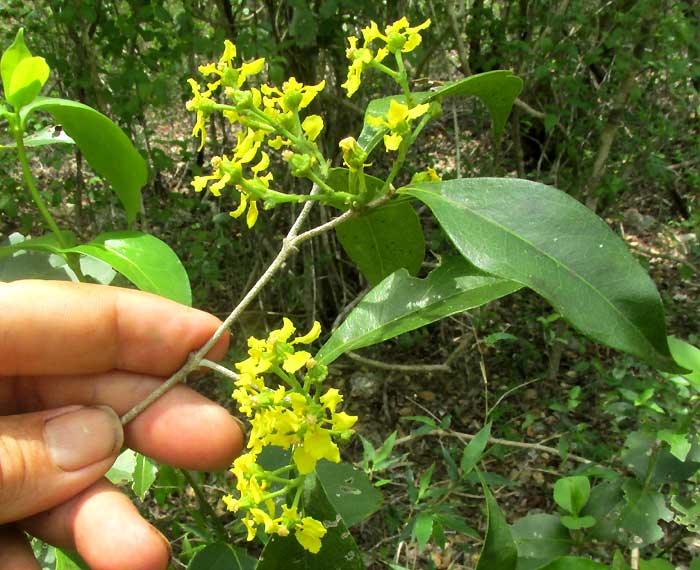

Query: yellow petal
293 321 322 344
283 350 311 373
301 115 324 141
384 132 402 151
292 446 317 474
246 199 259 228
230 192 248 218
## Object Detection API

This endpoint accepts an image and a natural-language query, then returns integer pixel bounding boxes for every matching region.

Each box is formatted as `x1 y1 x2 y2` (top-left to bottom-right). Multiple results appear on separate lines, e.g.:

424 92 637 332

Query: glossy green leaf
132 453 157 500
317 257 521 365
401 178 682 373
511 514 571 570
316 460 383 527
619 479 673 547
17 125 75 147
461 422 491 476
21 97 147 223
690 559 700 570
537 557 607 570
67 231 191 305
475 470 517 570
7 55 50 108
358 70 522 154
611 550 631 570
668 337 700 387
554 476 590 516
560 515 596 530
622 431 700 484
414 512 434 550
1 28 31 96
55 549 88 570
106 449 136 485
336 199 425 286
188 543 255 570
0 231 75 258
657 429 691 462
257 474 363 570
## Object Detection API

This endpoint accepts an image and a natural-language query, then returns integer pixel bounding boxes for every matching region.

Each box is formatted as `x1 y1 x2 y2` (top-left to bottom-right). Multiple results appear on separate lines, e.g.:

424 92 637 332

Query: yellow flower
320 388 343 413
368 99 430 152
185 78 216 151
283 350 312 374
301 115 324 142
295 517 327 554
332 411 358 433
261 78 325 113
384 17 431 53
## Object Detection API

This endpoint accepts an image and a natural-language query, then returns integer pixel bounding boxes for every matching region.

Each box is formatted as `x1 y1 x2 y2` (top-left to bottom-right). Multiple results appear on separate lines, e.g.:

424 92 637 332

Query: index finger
0 280 229 376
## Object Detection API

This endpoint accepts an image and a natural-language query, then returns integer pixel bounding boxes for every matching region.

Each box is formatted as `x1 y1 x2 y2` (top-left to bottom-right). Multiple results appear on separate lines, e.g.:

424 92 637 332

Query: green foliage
335 200 424 286
402 178 681 372
187 543 255 570
476 471 518 570
257 475 363 570
317 257 521 364
20 97 147 223
69 231 192 305
511 514 572 570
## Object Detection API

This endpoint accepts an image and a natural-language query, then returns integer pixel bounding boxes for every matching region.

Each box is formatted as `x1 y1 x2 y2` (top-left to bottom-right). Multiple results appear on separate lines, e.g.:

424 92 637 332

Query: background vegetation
1 1 698 569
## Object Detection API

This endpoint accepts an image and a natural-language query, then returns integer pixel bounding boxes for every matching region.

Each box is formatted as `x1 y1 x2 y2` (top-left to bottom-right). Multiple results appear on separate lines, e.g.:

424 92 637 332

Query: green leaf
0 231 75 258
316 460 383 527
461 422 491 476
21 97 147 223
582 479 625 543
7 55 50 109
537 557 607 570
611 550 631 570
691 559 700 570
106 449 136 485
188 543 256 570
639 560 674 570
67 231 191 305
413 512 434 550
401 178 682 373
667 337 700 388
55 549 88 570
511 514 571 570
657 430 691 462
358 70 522 154
622 431 700 484
20 125 75 147
560 515 596 530
317 257 521 364
619 479 673 547
475 470 517 570
1 28 31 96
325 167 385 210
554 476 590 516
257 475 363 570
132 453 157 500
336 199 424 286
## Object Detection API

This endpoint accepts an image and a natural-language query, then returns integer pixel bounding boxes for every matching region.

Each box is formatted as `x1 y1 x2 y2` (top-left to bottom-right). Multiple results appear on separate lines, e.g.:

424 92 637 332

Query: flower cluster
186 41 328 227
223 319 357 553
368 99 430 152
342 17 431 97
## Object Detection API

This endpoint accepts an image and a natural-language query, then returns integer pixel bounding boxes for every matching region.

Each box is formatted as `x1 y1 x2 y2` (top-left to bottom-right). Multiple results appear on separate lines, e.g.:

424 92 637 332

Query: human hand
0 280 243 570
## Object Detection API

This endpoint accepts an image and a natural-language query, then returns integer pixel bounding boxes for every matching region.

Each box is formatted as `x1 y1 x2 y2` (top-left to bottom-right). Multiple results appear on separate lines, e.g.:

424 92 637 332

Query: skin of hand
0 280 244 570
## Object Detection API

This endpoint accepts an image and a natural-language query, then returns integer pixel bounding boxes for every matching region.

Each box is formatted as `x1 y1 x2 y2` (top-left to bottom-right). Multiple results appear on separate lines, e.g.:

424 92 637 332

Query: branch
120 191 392 425
346 351 451 373
395 428 592 465
514 98 547 120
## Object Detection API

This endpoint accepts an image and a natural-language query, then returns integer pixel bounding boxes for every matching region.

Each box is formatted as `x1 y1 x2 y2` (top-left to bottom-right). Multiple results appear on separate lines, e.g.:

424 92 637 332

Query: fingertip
72 482 170 570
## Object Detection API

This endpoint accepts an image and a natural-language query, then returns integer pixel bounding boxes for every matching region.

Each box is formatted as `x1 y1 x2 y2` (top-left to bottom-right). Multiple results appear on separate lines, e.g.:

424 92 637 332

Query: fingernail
45 406 123 471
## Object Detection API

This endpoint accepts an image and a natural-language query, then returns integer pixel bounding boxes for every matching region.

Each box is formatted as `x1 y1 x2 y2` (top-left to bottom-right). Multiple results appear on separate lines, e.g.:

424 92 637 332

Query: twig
120 192 392 425
488 377 544 418
394 428 592 465
631 547 640 570
514 98 547 120
346 351 451 373
200 359 240 382
630 243 700 276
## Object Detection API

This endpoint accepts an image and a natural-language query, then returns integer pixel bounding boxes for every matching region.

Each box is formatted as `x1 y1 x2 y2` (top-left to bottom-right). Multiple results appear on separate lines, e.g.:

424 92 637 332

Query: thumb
0 405 123 524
